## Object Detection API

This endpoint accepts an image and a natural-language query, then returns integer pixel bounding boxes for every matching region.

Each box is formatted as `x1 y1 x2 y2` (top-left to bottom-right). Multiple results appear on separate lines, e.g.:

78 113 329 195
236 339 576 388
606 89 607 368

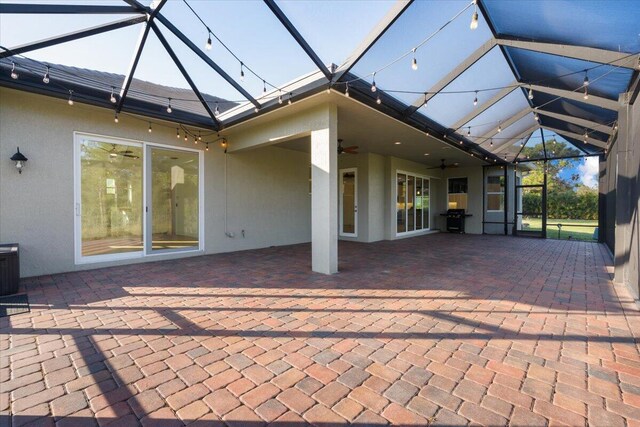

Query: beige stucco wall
0 88 311 277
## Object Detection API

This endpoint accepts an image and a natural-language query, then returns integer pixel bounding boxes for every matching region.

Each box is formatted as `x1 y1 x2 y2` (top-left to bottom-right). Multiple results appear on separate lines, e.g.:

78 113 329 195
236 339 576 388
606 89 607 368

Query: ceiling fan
338 139 359 155
99 144 139 159
427 158 459 170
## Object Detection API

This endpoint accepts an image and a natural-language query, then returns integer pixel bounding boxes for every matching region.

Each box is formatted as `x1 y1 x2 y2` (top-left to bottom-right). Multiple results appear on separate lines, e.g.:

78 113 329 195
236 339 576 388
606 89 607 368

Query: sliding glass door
396 171 430 236
148 147 200 252
75 134 202 264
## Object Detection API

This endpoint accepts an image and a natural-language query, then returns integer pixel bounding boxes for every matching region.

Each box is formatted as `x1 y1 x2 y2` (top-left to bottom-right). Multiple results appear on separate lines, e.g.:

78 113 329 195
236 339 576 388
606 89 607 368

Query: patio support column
311 104 338 274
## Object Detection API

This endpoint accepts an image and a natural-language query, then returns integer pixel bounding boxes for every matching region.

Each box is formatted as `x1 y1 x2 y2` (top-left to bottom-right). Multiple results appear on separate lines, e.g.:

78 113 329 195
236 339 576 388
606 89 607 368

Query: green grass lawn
523 217 598 241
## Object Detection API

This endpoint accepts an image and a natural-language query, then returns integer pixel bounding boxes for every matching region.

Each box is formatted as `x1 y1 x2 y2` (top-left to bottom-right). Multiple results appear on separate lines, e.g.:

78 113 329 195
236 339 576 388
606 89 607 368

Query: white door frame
339 168 358 237
74 132 204 265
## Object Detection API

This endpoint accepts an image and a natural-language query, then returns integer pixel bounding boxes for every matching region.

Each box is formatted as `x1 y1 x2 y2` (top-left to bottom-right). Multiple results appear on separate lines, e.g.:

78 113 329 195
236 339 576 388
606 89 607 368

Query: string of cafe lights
331 0 638 130
5 56 233 151
4 0 633 160
181 0 300 104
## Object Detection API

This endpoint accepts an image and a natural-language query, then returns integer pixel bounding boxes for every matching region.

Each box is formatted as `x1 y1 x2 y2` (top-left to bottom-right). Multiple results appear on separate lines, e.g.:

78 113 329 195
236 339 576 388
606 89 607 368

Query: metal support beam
150 23 220 130
263 0 331 81
452 82 518 130
0 3 140 14
0 15 146 59
334 0 413 82
543 126 607 149
122 0 147 11
536 109 613 135
496 38 639 69
154 14 260 109
492 125 538 153
478 107 530 142
117 24 151 112
529 83 618 111
116 0 166 112
404 38 498 116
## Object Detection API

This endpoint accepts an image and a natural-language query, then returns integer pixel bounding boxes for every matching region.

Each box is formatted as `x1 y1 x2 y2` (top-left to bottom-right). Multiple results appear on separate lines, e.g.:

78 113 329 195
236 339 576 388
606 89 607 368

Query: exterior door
145 145 201 253
514 178 547 238
339 168 357 237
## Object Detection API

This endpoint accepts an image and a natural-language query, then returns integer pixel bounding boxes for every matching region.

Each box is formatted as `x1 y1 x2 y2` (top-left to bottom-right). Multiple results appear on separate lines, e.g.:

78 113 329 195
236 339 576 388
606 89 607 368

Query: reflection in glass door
77 138 143 259
340 169 357 237
148 147 200 252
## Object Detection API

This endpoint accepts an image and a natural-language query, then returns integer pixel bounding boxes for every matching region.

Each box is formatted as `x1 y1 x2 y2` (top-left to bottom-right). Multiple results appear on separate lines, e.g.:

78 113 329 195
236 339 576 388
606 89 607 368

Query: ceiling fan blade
123 154 139 159
344 145 359 150
445 164 459 168
119 150 134 154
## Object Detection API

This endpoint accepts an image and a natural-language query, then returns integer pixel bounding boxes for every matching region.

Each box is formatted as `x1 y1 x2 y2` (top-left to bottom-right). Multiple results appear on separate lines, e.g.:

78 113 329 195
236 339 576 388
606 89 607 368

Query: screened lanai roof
1 0 638 163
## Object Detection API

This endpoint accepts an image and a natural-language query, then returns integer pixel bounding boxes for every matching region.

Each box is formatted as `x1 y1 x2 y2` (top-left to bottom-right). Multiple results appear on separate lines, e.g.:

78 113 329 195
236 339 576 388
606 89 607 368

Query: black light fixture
10 147 27 174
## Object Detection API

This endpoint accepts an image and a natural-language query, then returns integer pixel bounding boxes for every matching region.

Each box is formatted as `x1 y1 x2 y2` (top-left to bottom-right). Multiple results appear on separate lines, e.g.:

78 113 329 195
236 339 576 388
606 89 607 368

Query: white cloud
577 157 599 188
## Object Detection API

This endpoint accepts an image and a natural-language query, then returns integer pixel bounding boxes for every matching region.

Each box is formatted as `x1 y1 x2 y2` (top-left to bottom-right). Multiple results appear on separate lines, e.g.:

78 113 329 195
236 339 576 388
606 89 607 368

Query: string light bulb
583 86 589 100
473 91 478 106
411 49 418 71
214 102 220 116
263 80 267 94
176 128 180 139
166 98 172 114
371 73 377 93
288 93 292 105
110 87 117 104
114 113 119 123
376 95 381 105
534 110 539 122
490 138 493 147
68 90 74 105
206 143 209 151
205 32 212 50
467 127 471 137
240 63 245 81
528 86 533 100
583 129 588 142
583 70 589 87
345 83 349 98
10 62 18 80
148 123 152 133
42 66 50 84
497 122 502 133
254 106 260 113
470 2 479 30
198 132 202 142
278 93 283 104
184 133 188 142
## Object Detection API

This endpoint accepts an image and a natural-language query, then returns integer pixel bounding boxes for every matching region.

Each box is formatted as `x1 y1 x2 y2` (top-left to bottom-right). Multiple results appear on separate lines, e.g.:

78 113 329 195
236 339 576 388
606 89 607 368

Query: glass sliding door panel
407 175 415 231
397 174 406 233
415 178 423 230
151 148 199 251
423 179 430 229
80 140 143 257
342 171 356 234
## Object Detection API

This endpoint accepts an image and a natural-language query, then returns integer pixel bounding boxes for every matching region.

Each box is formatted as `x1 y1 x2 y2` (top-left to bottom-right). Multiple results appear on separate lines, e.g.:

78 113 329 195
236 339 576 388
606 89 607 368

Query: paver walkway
1 234 639 426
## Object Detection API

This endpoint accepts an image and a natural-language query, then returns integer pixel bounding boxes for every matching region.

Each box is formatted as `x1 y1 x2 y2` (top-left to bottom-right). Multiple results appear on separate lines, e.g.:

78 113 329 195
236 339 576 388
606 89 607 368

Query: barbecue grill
445 209 468 233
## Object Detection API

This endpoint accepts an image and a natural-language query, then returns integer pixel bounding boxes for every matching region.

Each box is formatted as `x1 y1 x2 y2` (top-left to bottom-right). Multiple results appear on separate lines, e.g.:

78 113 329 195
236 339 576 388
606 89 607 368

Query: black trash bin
0 244 20 296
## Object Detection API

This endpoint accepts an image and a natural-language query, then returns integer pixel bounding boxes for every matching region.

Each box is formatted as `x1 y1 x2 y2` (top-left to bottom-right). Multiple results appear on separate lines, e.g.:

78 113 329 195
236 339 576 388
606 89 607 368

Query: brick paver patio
1 234 639 426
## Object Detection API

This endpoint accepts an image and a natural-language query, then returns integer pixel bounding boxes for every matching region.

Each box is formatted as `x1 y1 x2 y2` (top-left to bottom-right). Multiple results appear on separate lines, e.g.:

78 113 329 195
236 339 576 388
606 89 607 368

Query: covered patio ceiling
0 0 638 164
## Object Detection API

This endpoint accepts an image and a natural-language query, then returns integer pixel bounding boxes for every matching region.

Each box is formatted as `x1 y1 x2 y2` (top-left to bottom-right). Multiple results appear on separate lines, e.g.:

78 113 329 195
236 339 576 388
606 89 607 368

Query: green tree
519 140 597 220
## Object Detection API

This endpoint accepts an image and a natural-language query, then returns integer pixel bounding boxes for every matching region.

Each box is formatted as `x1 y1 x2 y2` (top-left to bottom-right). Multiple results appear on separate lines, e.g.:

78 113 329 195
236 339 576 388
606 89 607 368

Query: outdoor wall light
10 147 28 174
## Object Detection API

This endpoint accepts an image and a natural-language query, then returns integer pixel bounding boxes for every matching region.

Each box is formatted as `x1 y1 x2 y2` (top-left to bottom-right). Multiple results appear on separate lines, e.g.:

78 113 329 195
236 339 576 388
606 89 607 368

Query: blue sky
0 0 607 188
0 0 396 101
